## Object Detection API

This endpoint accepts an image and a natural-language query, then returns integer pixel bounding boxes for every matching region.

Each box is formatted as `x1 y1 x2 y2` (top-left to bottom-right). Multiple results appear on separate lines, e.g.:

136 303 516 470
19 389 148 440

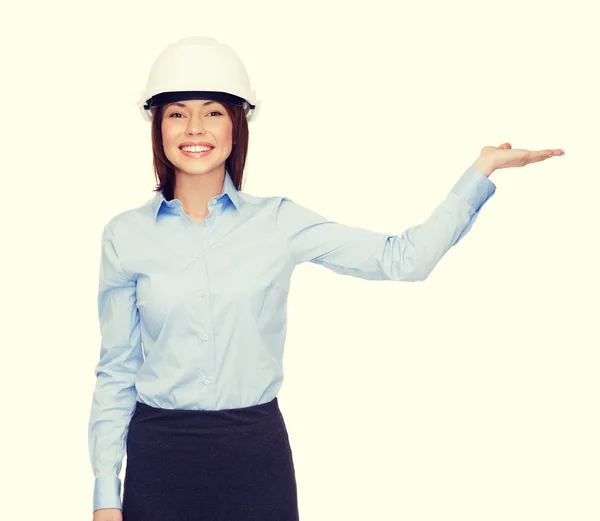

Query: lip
179 141 215 148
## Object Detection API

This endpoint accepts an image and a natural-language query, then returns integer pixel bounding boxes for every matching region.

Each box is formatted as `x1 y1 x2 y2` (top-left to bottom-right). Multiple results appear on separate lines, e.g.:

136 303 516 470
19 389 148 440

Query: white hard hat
137 36 260 123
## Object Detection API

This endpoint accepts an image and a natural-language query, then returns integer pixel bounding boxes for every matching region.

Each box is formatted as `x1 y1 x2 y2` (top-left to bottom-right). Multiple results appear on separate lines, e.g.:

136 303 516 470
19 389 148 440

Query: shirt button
199 291 205 297
204 379 211 385
203 334 209 341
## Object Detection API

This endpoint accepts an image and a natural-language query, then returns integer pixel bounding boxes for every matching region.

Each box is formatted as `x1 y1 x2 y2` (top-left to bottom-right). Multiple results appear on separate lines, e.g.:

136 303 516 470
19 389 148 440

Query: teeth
181 145 212 152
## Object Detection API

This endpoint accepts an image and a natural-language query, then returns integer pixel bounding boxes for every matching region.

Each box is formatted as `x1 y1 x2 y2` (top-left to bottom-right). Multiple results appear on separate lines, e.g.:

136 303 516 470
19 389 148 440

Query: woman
88 36 564 521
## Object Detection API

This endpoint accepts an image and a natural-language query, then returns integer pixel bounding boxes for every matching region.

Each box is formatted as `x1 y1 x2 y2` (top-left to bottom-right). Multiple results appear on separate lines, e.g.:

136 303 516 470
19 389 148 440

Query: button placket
190 228 214 397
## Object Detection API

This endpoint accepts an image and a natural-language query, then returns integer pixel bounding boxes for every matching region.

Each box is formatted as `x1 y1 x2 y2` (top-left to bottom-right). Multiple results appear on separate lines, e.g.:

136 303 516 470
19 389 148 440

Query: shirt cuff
451 165 497 210
93 475 122 513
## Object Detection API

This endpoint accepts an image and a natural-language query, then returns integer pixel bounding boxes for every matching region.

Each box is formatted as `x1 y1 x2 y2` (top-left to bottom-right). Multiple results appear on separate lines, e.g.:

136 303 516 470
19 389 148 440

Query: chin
177 162 224 177
180 167 213 175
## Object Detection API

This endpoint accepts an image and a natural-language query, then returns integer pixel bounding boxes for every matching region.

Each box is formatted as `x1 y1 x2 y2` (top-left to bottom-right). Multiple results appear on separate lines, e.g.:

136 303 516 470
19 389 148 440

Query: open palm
480 142 564 171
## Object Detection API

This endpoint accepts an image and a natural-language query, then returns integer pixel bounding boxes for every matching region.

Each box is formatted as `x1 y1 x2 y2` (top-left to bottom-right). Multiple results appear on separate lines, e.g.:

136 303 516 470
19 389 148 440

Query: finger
543 149 565 158
533 151 552 163
531 149 564 163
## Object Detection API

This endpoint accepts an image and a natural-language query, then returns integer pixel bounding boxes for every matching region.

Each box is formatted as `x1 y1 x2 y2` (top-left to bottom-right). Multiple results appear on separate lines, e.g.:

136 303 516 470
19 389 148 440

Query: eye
167 111 222 118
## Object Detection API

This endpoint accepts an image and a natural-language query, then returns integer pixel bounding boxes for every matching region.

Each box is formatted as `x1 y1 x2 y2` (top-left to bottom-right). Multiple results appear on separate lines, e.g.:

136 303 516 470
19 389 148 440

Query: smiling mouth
179 147 214 158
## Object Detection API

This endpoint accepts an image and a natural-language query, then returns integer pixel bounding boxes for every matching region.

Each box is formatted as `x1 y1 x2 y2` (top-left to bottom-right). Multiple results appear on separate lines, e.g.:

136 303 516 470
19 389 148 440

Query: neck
173 167 226 218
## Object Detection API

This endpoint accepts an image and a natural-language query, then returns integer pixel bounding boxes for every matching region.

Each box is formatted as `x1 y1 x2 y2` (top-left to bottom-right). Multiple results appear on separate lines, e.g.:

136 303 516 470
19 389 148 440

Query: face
161 99 233 178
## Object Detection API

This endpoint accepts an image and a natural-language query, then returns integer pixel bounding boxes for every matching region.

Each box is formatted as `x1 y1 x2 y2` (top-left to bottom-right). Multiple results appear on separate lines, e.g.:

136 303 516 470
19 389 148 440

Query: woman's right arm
88 222 144 516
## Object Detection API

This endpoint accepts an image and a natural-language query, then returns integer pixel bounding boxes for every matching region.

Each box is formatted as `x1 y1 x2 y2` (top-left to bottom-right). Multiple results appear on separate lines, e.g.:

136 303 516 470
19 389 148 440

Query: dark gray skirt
122 396 299 521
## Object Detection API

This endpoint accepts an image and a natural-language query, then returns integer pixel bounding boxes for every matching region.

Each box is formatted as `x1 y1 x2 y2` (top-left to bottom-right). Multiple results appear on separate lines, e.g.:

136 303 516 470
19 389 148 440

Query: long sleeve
275 165 496 281
88 222 144 513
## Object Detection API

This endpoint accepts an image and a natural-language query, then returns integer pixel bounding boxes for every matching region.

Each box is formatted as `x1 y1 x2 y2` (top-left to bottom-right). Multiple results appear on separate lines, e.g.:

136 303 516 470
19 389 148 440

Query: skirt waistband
131 396 282 431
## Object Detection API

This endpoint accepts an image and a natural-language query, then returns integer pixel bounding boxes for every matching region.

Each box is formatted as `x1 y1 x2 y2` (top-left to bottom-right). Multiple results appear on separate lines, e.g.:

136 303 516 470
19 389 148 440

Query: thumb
497 142 512 149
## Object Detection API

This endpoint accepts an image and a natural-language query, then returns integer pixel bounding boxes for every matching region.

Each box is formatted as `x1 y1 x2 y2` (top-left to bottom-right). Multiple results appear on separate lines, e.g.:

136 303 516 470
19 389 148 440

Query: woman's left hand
473 143 565 177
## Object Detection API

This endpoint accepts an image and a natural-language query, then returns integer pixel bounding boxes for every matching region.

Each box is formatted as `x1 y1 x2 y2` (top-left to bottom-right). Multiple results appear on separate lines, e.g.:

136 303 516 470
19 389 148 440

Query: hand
92 508 122 521
472 142 565 177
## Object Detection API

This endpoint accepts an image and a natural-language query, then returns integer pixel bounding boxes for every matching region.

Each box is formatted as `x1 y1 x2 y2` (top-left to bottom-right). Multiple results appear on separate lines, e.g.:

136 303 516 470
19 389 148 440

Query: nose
185 113 206 135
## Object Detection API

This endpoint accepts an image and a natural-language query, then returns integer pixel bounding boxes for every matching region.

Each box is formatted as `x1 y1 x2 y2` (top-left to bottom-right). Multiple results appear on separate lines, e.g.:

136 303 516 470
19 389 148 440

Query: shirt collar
151 169 241 222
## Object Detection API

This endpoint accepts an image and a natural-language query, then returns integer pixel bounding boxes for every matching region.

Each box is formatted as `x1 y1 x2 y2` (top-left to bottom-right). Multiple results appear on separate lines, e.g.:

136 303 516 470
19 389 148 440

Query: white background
1 0 598 519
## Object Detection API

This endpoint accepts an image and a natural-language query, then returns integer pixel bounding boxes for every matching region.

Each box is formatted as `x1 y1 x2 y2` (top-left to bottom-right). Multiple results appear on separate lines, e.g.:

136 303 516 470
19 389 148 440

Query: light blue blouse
88 166 496 512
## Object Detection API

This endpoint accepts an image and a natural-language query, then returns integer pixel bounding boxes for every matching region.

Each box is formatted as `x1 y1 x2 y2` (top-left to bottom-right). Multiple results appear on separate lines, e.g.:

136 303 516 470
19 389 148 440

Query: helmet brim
144 91 255 115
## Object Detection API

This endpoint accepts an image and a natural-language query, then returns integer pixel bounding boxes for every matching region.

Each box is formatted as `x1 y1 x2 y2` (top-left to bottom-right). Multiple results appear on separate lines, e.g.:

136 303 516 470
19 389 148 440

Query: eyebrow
166 101 217 109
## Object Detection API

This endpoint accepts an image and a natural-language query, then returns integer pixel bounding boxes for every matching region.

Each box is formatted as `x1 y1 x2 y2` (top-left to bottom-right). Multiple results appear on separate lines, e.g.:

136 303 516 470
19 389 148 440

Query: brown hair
150 102 249 200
